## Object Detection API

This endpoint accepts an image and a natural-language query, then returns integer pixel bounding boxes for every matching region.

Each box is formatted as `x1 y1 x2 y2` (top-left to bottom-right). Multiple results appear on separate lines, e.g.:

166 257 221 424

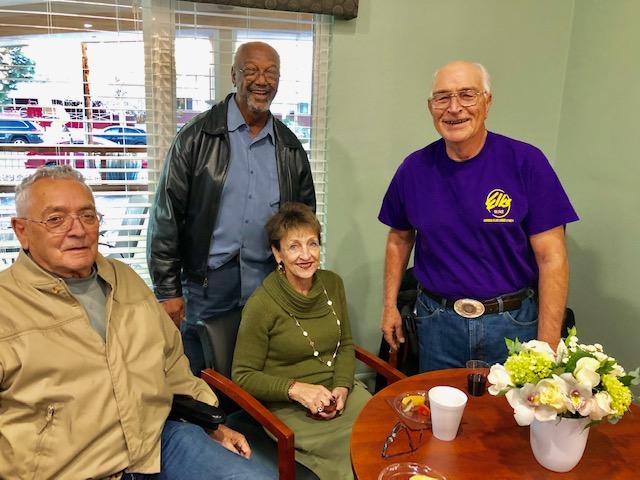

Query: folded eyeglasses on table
381 421 425 459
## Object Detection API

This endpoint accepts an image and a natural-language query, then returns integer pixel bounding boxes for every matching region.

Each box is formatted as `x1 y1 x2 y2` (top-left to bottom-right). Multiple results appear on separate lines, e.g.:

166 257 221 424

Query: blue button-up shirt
208 97 279 304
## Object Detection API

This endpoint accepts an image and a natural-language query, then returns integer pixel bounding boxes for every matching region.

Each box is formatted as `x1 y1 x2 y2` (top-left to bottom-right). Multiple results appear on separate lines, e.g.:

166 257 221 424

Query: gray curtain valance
190 0 358 20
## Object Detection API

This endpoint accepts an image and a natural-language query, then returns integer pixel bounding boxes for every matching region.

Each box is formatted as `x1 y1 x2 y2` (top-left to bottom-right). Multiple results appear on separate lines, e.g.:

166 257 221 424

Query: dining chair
200 345 406 480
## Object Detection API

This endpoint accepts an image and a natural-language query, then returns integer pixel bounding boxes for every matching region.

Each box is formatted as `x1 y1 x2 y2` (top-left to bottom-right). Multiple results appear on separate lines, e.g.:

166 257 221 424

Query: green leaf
564 350 594 373
563 326 577 346
597 359 616 375
619 375 633 387
491 389 509 397
620 367 640 387
506 337 522 355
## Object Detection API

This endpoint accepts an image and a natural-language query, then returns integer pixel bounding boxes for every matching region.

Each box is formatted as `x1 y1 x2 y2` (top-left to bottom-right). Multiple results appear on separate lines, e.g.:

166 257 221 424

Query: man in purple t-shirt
378 61 578 371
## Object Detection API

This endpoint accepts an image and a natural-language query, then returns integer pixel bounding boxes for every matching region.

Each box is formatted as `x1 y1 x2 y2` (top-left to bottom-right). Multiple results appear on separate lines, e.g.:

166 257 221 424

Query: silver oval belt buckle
453 298 485 318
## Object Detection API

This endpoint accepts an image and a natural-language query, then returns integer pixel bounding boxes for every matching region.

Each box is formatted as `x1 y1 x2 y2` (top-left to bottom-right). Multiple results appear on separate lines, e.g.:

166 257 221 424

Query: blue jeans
182 259 242 376
121 420 274 479
415 290 538 372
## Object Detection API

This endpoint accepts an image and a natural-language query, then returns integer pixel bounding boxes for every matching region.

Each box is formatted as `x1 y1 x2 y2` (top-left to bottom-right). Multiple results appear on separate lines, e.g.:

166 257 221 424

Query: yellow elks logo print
484 188 514 223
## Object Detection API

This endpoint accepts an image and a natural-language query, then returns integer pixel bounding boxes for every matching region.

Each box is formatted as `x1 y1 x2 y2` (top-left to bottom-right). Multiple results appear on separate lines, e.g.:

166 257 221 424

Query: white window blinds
0 0 331 280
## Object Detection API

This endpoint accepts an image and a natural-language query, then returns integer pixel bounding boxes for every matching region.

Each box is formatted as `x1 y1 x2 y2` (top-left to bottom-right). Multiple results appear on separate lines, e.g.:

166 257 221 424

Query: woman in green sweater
232 202 371 479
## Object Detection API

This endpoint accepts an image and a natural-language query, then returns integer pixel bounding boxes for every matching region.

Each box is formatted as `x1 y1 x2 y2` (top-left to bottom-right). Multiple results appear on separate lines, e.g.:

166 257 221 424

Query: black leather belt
420 287 534 318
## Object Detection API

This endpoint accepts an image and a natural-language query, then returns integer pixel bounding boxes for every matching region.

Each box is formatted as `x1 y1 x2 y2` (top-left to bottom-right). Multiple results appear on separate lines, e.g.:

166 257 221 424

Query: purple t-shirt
378 132 579 299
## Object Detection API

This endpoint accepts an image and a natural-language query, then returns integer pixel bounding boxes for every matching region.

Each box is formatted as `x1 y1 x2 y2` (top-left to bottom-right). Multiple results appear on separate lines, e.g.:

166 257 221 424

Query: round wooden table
351 369 640 479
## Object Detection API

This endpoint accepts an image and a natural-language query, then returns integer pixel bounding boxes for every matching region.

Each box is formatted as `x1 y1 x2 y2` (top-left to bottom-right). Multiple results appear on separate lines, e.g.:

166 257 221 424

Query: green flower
601 374 633 417
505 350 555 386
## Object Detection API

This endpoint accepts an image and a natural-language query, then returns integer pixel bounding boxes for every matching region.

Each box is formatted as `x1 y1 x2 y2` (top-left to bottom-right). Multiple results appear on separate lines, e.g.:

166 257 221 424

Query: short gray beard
247 96 273 114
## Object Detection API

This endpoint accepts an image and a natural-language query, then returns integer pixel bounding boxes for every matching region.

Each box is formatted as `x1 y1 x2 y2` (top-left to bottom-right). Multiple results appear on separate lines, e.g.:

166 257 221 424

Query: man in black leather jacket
147 42 315 376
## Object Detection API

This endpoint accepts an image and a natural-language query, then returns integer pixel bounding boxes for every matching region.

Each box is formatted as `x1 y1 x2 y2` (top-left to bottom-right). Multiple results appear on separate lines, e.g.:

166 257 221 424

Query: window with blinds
0 0 331 281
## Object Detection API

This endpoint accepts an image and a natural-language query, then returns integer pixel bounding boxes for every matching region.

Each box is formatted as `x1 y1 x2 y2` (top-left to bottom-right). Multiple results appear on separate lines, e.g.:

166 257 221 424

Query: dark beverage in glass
467 373 486 396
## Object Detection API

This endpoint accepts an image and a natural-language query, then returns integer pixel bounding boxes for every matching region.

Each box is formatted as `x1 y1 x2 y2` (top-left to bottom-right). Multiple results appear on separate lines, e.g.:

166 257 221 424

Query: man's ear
11 218 29 250
231 65 237 88
484 92 493 115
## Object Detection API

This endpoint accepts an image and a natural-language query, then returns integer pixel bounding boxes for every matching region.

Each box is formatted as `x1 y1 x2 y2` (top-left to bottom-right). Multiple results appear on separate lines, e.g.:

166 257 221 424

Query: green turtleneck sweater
232 269 355 402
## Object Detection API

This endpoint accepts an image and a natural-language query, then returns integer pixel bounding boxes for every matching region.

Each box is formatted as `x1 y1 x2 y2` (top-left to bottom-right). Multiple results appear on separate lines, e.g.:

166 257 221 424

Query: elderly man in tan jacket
0 166 272 479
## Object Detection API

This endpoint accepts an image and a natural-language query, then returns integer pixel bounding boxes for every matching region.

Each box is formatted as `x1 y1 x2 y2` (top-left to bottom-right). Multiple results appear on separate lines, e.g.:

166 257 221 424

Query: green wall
327 0 639 377
555 1 640 376
326 0 575 353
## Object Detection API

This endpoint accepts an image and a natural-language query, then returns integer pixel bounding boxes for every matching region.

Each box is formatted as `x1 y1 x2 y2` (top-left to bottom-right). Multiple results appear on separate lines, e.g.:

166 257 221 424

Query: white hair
430 62 492 96
15 165 91 217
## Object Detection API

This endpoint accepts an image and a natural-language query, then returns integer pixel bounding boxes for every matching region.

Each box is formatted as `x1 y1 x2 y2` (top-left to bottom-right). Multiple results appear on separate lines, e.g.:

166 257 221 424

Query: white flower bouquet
488 327 639 426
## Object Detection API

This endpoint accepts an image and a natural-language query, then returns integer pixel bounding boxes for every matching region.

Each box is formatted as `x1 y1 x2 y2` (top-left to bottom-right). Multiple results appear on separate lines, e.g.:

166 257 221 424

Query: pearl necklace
288 283 341 367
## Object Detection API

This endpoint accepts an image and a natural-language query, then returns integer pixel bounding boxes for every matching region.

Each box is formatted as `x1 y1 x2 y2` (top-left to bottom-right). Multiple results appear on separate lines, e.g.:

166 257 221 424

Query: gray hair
15 165 91 216
430 62 492 96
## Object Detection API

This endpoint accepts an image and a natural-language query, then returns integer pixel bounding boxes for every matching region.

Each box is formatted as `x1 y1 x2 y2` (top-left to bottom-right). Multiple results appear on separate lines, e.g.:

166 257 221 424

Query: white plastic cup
428 386 468 441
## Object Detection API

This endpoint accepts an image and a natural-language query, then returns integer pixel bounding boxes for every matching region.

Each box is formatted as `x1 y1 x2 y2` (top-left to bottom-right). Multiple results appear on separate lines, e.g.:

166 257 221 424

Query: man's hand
161 297 185 329
381 228 415 352
210 424 251 459
382 305 404 351
288 382 334 414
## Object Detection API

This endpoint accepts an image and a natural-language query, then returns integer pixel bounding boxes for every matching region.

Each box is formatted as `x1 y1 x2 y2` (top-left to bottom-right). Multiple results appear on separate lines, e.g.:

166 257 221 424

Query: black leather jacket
147 94 316 299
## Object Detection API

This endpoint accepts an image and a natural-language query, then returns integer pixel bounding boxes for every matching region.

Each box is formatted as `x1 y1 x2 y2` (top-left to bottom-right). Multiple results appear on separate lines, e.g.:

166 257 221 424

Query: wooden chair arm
200 368 297 480
355 345 406 384
201 347 401 479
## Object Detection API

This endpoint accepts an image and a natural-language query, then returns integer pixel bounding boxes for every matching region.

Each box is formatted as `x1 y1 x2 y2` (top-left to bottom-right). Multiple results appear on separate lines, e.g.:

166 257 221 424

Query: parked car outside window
94 126 147 145
24 137 119 169
25 137 147 181
0 119 44 144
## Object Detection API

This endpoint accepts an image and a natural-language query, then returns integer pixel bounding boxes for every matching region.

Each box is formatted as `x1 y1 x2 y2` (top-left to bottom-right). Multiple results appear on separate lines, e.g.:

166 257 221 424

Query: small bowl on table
391 391 431 429
378 461 446 480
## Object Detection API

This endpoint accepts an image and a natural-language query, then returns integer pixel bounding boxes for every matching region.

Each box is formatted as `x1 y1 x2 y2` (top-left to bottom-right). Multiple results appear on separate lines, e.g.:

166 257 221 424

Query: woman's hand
316 386 349 419
331 387 349 415
210 424 252 458
288 382 334 414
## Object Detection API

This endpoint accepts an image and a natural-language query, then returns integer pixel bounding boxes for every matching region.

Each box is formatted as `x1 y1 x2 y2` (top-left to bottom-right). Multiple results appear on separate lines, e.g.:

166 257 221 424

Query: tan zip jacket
0 252 218 479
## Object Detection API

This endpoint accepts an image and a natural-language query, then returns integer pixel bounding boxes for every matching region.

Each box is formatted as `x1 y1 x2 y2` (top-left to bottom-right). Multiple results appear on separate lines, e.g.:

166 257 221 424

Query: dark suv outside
0 119 44 144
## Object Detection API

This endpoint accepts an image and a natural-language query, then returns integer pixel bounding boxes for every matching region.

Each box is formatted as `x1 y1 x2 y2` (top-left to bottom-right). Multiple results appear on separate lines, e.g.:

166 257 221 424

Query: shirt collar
227 95 274 143
14 250 111 289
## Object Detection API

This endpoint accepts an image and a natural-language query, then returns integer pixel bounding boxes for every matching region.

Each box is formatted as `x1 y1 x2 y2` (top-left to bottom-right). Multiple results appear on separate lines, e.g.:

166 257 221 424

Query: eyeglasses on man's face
237 66 280 83
20 210 103 234
430 89 486 109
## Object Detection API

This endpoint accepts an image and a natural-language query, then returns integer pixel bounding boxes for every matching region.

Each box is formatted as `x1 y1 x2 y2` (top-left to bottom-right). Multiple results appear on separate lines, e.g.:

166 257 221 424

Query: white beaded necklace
288 283 341 367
